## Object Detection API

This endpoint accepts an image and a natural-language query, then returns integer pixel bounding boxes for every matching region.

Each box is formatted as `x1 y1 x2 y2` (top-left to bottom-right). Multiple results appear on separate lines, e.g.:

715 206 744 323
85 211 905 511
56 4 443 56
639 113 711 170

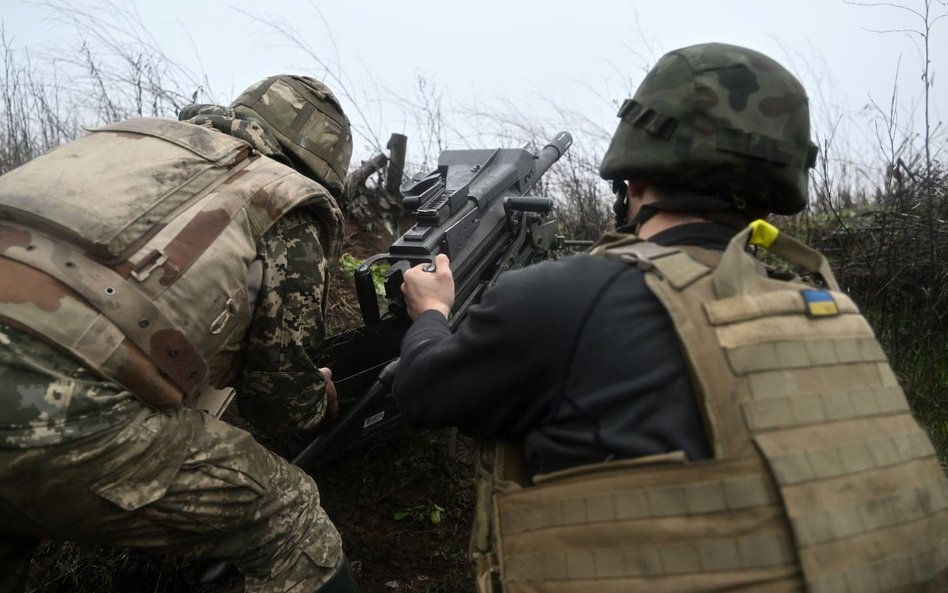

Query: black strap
617 99 678 139
628 191 736 229
315 557 362 593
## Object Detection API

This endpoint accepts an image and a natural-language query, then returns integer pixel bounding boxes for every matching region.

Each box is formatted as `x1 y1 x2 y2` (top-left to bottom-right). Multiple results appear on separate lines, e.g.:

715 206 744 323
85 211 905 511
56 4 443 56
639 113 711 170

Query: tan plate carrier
471 224 948 593
0 118 342 415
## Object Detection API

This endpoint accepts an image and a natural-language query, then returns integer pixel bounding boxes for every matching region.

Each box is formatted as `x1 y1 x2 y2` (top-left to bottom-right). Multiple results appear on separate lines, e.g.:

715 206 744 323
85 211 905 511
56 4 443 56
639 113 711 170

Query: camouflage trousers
0 405 342 593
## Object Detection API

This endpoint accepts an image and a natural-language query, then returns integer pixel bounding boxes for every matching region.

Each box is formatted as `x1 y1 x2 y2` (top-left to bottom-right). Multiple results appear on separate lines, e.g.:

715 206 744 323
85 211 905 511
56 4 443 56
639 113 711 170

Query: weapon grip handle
505 196 553 214
355 262 381 326
384 266 409 320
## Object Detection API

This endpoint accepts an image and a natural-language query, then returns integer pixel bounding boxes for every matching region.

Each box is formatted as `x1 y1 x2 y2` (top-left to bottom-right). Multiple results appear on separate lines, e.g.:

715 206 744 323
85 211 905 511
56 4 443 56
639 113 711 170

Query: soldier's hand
401 253 455 320
319 367 339 420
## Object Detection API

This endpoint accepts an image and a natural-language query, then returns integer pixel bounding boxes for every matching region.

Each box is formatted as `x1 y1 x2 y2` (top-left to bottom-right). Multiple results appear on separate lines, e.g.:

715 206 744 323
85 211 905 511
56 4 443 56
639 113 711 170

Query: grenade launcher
293 131 573 467
201 132 573 583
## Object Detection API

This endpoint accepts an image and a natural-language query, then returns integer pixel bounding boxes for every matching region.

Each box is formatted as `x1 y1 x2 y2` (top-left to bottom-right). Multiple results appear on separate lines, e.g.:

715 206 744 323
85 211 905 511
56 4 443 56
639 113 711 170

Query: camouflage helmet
599 43 818 215
230 75 353 198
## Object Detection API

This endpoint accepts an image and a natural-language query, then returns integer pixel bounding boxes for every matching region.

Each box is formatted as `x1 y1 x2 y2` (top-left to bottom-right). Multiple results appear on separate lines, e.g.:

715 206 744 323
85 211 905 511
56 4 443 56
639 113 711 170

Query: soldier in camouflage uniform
0 76 361 592
397 44 948 592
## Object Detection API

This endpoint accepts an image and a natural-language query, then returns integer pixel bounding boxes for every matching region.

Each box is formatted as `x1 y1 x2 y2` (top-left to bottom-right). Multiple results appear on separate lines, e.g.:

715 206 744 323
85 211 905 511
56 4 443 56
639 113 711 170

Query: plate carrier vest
0 118 343 415
471 222 948 593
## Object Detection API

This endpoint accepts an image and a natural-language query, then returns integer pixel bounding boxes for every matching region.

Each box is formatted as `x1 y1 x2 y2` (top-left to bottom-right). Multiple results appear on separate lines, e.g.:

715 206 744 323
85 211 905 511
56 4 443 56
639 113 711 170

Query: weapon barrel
533 131 573 183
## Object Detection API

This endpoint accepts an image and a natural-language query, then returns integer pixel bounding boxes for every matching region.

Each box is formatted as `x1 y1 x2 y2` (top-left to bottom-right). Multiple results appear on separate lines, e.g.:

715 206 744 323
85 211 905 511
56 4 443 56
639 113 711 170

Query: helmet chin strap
624 191 740 232
612 180 630 227
613 201 629 227
627 203 660 230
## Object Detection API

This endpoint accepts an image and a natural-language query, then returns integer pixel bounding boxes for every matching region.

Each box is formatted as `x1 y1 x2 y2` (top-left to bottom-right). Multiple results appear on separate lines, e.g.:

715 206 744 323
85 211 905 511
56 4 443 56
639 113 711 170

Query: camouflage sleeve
237 209 331 436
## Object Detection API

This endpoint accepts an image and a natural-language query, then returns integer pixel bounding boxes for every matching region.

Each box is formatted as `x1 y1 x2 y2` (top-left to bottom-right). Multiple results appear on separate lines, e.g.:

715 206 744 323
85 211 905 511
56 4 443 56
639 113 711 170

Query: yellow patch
801 289 840 317
749 219 780 249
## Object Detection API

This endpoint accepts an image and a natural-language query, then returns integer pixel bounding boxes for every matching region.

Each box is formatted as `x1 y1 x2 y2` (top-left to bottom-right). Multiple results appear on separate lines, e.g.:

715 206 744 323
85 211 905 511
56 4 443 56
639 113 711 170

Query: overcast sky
3 0 946 180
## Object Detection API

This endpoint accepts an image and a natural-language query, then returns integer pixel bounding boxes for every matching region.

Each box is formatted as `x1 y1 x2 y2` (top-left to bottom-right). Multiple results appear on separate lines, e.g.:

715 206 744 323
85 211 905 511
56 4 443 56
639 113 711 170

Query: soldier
396 44 948 592
0 75 360 592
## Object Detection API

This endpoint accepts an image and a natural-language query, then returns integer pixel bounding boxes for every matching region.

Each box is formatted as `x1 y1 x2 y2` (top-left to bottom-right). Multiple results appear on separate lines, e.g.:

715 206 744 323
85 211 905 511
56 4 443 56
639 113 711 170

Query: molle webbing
485 229 948 593
599 241 712 289
479 229 948 592
640 229 948 593
471 440 535 593
493 455 802 592
598 239 751 458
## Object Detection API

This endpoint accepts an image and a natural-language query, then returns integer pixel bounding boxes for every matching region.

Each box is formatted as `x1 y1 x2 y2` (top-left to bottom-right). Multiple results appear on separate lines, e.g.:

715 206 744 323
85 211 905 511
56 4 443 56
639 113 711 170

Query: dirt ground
317 428 477 593
300 221 480 593
25 427 477 593
25 219 479 593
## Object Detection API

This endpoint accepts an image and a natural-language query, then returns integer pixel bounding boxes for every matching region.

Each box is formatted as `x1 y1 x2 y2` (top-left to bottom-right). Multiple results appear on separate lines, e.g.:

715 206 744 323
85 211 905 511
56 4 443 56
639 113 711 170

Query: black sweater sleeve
395 230 724 472
393 257 624 439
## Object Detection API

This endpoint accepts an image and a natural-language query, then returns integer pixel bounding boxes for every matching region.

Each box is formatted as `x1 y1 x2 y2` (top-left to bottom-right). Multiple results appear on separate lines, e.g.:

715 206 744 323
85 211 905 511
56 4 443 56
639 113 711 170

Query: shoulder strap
592 233 715 290
715 220 840 299
0 222 207 397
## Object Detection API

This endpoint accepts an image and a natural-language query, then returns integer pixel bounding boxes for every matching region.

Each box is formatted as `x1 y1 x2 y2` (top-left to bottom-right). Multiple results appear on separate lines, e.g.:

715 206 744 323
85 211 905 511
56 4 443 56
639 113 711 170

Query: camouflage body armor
473 222 948 593
0 117 343 415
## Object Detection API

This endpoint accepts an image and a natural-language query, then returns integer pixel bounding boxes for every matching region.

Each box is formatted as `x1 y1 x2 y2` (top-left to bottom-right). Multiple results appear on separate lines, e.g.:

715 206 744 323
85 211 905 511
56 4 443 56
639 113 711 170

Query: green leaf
338 253 388 295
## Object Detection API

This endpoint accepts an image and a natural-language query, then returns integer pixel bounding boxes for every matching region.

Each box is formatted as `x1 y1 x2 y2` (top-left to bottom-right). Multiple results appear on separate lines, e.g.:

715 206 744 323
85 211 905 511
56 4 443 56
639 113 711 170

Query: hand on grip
401 253 455 320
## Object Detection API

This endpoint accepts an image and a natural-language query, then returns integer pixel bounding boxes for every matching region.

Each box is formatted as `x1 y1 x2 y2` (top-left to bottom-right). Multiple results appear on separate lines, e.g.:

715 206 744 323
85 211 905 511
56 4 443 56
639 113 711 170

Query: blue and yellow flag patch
801 289 840 318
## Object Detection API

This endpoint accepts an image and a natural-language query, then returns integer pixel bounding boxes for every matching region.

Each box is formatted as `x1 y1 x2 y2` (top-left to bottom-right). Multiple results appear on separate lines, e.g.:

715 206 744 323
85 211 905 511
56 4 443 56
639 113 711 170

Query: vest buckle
131 249 168 282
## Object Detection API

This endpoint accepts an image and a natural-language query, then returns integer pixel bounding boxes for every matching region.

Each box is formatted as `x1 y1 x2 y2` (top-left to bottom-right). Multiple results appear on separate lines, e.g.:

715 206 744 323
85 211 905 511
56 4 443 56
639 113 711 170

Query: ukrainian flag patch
801 289 839 317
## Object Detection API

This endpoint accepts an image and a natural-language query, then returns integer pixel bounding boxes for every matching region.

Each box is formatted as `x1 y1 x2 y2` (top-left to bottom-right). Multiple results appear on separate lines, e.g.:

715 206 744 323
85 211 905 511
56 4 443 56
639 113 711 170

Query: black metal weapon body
298 132 573 468
201 132 572 584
